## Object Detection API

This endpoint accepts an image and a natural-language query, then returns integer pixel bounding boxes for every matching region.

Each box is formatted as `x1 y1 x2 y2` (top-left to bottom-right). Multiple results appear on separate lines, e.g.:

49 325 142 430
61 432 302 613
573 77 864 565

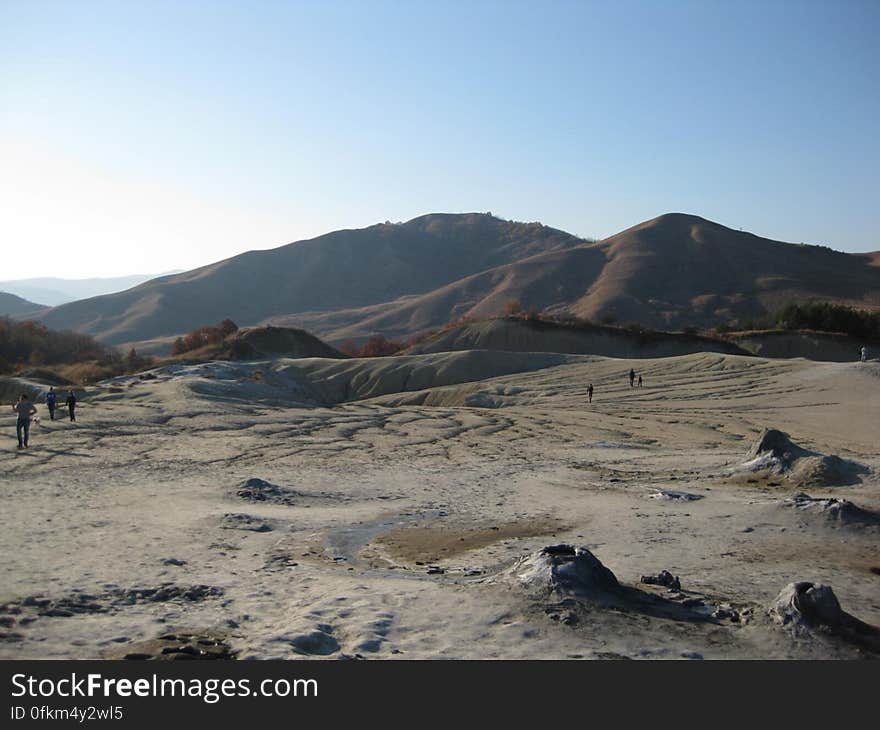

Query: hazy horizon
2 0 877 279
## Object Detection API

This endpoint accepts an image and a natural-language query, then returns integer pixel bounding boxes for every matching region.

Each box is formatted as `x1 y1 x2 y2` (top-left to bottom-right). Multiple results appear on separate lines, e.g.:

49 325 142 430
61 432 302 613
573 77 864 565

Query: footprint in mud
353 613 394 654
288 628 340 656
269 621 340 656
266 599 397 658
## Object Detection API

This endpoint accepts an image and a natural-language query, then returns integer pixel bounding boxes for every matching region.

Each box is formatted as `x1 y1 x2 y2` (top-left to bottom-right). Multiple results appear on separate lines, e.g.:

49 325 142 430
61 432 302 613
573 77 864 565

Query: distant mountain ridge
33 212 880 347
0 272 182 306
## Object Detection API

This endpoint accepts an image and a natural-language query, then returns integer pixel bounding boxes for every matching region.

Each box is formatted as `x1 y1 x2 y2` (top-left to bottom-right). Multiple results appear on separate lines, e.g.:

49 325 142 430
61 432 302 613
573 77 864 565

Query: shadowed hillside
404 316 749 358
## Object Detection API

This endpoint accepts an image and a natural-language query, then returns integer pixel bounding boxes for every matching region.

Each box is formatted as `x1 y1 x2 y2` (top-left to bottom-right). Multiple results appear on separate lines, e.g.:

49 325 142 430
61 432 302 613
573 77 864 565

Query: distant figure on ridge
638 374 643 387
860 345 867 362
46 387 57 421
588 383 594 403
629 369 635 387
13 394 37 449
65 390 77 422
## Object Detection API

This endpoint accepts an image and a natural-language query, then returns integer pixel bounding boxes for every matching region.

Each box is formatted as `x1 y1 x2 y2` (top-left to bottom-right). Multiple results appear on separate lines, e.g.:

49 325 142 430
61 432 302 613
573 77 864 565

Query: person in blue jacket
46 387 57 421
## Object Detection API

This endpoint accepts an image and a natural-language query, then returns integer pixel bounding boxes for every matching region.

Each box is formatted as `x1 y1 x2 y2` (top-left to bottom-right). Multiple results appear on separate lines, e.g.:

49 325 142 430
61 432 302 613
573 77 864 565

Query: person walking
588 383 594 403
13 394 37 449
638 375 643 387
46 387 57 421
860 346 867 362
629 368 635 387
65 390 77 422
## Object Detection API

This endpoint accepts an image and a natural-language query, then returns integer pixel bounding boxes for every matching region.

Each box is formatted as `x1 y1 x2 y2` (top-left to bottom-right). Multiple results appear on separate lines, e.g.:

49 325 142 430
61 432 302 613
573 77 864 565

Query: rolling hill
0 292 46 319
35 212 880 348
274 213 880 341
175 325 346 362
38 213 583 345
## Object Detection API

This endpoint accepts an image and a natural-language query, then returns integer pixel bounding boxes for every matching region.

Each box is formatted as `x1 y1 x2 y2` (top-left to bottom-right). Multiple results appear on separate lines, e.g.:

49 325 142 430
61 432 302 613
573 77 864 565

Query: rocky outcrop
107 632 235 660
640 570 681 590
236 477 300 505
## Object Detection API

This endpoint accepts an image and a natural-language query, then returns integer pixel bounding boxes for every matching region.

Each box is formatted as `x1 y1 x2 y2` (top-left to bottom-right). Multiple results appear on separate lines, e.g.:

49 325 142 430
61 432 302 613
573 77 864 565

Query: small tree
339 340 361 357
504 299 523 316
219 319 238 338
126 348 139 370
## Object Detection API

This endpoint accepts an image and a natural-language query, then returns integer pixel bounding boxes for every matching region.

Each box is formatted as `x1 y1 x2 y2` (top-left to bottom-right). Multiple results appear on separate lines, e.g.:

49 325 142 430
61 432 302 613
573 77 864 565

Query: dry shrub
336 335 404 358
504 299 523 315
171 319 239 356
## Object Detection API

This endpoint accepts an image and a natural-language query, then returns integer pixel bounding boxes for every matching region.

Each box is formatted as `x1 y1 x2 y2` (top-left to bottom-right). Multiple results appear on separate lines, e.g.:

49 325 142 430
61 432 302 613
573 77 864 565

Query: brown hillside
570 214 880 328
37 214 584 345
35 213 880 347
275 214 880 342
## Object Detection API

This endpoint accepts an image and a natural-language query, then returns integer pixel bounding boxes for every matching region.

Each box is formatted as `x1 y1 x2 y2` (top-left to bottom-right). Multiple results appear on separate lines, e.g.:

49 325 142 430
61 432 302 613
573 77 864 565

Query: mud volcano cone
747 428 808 465
508 544 619 597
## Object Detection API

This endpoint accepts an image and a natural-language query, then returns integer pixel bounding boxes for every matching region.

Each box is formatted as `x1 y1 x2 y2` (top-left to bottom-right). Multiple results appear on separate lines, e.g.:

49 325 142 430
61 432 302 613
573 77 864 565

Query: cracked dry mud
1 352 878 659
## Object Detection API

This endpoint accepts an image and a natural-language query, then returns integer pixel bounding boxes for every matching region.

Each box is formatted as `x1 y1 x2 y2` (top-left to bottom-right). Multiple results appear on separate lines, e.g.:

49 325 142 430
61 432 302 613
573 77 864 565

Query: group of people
12 387 77 450
586 369 645 404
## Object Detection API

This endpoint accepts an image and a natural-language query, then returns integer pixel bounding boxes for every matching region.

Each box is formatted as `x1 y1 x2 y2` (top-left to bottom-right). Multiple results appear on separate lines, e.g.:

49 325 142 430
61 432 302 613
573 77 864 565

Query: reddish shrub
171 319 239 356
360 335 403 357
504 299 523 315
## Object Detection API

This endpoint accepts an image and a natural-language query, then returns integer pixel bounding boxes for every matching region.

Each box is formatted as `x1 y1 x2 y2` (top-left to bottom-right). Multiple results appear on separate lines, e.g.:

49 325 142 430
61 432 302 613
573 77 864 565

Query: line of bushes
0 317 155 382
770 302 880 340
338 335 405 357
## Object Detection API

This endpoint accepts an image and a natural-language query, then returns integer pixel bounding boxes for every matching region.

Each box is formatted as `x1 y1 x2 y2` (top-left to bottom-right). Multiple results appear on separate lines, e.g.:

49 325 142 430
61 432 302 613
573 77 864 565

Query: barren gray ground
1 352 878 659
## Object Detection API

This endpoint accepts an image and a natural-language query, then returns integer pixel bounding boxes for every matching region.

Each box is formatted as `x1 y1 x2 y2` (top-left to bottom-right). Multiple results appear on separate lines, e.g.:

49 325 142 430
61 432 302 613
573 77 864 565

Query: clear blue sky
1 0 878 278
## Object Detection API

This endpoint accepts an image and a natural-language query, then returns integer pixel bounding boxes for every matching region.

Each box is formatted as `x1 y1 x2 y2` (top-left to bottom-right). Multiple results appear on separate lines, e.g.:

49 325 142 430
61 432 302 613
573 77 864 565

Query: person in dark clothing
638 375 643 387
629 369 635 387
588 383 594 403
13 394 37 449
46 387 57 420
65 391 77 422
